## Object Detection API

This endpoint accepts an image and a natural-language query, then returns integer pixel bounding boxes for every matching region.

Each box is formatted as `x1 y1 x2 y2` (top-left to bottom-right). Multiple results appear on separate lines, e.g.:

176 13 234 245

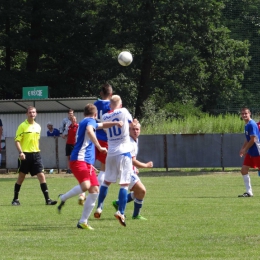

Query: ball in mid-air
118 51 133 66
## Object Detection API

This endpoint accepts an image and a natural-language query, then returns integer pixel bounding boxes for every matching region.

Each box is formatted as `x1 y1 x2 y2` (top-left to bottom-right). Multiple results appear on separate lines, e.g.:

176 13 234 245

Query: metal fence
4 134 245 171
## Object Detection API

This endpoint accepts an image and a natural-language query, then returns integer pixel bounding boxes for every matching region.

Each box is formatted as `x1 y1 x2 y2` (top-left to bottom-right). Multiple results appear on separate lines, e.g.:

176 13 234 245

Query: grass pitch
0 171 260 260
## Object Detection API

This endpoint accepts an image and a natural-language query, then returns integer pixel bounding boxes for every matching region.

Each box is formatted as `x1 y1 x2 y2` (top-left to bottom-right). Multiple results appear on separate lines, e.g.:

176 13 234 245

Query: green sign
23 86 49 99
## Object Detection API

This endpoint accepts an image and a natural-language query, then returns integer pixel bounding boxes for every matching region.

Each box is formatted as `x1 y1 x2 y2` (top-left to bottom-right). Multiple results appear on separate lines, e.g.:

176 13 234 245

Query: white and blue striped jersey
102 107 133 156
130 137 138 157
70 117 98 164
130 136 139 174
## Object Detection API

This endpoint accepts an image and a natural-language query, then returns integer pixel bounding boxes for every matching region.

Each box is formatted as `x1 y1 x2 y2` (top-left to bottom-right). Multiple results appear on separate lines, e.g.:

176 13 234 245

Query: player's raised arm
86 125 107 154
97 121 123 129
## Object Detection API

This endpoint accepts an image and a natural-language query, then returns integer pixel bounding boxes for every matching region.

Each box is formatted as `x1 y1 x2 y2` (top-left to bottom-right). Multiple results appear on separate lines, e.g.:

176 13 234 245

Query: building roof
0 97 97 114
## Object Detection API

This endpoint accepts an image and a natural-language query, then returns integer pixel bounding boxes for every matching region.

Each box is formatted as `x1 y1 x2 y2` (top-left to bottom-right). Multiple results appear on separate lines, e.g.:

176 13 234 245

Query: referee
11 106 57 206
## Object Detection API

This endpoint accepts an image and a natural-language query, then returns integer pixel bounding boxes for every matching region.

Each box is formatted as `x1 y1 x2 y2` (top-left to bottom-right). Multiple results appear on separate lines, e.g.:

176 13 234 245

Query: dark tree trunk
134 43 153 118
5 17 11 71
26 2 42 72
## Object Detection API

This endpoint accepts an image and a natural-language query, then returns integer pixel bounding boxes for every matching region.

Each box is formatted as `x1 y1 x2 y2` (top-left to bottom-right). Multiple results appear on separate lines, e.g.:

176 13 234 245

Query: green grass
1 172 260 259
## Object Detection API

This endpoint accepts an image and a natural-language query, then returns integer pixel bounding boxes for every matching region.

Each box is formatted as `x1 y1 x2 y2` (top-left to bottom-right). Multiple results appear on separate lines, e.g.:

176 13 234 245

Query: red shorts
243 154 260 168
95 140 108 164
70 161 99 186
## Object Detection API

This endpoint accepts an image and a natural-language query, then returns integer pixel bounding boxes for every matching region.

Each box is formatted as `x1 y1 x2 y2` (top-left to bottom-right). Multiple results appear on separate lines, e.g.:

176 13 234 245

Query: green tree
0 0 250 119
98 0 249 117
222 0 260 111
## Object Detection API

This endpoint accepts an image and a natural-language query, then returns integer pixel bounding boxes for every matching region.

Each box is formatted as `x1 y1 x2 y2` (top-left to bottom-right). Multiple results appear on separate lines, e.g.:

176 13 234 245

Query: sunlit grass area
1 172 260 259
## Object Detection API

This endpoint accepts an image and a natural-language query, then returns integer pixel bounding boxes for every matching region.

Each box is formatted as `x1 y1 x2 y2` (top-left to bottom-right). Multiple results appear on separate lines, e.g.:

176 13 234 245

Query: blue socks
116 192 134 205
115 191 144 217
97 185 108 209
118 187 128 214
133 198 143 217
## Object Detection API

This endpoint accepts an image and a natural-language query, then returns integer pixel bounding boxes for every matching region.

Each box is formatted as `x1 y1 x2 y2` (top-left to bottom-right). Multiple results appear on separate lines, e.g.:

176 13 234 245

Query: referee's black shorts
18 152 43 176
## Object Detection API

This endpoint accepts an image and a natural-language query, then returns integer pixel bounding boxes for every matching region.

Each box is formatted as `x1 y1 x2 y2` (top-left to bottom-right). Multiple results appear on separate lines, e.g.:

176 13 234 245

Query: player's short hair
240 107 250 113
68 108 74 113
101 83 113 97
130 120 141 129
84 103 97 116
27 106 36 112
133 122 141 128
110 95 122 108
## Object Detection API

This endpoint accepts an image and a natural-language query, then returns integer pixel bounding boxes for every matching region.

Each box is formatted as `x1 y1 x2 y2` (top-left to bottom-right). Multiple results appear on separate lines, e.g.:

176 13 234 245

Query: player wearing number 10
94 95 133 227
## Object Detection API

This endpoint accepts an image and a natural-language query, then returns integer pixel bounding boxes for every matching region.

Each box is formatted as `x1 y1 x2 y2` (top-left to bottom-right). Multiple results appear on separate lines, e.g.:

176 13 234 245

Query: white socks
61 185 83 201
243 174 253 195
98 171 105 185
79 193 99 224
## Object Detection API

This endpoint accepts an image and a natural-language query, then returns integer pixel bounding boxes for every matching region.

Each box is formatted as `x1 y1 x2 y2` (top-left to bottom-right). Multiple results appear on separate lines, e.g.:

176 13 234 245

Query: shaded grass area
0 172 260 259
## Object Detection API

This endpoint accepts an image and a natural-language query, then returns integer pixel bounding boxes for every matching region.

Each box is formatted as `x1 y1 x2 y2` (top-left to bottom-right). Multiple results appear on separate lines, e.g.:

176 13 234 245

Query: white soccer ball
118 51 133 66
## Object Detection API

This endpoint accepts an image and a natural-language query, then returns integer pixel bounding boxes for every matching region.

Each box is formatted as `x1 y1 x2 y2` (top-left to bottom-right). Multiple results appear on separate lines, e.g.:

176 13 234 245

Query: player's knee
37 172 46 182
89 185 99 193
81 181 91 192
140 186 146 197
241 166 249 175
135 186 146 199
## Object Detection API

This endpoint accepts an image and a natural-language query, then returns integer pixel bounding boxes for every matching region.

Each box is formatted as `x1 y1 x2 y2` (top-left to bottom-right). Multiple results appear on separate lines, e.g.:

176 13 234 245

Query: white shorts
97 171 105 185
129 172 141 190
105 153 132 184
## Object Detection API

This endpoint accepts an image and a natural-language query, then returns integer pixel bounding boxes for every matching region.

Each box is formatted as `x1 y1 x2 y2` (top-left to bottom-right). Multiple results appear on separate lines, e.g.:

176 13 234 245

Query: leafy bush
163 102 204 120
140 98 245 134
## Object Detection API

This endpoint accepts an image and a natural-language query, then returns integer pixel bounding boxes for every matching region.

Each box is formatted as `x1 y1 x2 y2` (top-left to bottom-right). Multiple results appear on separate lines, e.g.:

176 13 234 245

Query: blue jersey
70 117 98 164
94 99 110 141
47 128 60 137
245 119 260 156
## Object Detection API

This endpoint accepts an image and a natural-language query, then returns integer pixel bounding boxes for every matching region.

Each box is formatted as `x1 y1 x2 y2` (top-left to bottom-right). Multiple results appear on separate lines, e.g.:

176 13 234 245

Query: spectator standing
59 109 74 138
59 109 74 172
11 106 57 206
47 122 60 137
65 116 78 174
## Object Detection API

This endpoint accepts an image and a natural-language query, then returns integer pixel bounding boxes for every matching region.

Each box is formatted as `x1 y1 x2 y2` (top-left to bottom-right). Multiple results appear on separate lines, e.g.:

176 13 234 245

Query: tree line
0 0 259 118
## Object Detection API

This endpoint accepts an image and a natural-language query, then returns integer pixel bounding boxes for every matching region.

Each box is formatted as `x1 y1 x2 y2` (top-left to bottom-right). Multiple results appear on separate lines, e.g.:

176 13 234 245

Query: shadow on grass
0 178 17 182
184 196 244 199
138 172 237 177
16 225 75 231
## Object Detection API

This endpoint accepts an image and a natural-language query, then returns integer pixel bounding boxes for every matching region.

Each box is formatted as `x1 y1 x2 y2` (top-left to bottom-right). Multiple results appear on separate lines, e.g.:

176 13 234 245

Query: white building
0 97 97 138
